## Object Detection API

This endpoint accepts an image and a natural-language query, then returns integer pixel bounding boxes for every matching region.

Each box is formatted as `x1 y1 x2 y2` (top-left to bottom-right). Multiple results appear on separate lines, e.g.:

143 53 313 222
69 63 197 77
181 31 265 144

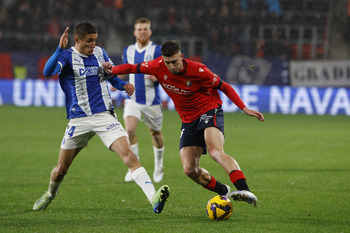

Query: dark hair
161 40 181 57
74 22 98 39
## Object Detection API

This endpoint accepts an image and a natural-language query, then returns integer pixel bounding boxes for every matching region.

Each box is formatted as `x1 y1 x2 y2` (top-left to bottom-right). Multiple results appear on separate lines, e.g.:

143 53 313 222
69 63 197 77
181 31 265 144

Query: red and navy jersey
137 57 223 123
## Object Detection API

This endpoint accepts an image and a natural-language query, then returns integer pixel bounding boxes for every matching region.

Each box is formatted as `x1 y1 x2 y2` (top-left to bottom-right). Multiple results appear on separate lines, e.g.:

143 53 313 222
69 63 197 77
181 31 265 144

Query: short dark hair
74 22 98 39
161 40 181 57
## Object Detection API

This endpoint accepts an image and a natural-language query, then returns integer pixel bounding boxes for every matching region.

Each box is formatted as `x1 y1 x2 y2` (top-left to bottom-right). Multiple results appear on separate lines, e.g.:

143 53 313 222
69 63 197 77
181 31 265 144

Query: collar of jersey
71 47 89 58
176 59 188 75
135 41 153 53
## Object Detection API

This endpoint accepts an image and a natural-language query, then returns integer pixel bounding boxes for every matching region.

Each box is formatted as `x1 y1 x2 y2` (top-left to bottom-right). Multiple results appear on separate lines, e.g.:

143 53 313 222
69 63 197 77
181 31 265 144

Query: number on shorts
66 126 76 137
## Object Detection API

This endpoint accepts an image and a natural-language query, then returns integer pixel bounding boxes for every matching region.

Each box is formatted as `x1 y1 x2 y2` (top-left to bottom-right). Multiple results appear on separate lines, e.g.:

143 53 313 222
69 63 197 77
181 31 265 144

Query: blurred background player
32 23 169 213
103 40 264 207
112 18 165 183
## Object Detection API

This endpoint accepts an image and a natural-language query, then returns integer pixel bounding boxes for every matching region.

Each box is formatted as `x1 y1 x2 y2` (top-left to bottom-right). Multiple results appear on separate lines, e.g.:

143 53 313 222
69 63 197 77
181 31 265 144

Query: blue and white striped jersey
123 41 162 105
57 46 114 119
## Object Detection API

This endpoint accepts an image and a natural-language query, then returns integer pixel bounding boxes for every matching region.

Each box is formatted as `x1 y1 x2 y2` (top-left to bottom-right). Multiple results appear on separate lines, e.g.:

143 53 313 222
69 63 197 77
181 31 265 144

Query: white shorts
61 111 128 150
123 99 163 131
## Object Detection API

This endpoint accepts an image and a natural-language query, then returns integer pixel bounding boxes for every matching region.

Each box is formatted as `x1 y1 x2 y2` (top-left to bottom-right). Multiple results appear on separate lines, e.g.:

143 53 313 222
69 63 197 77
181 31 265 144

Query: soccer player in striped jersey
117 18 165 183
103 40 264 207
32 23 169 214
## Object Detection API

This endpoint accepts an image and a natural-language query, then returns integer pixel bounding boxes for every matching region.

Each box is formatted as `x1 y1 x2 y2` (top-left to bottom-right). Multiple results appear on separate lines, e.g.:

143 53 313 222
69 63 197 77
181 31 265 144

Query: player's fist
102 62 113 75
123 83 134 96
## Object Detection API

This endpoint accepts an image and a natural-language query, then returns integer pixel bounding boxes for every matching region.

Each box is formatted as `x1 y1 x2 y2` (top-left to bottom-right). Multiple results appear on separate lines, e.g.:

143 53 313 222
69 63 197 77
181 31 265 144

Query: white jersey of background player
117 18 165 183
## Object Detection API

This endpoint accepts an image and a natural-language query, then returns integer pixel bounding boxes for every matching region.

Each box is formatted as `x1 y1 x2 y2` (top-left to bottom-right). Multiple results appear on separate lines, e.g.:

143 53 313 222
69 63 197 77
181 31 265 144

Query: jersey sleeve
108 76 127 90
196 63 246 110
43 46 64 77
112 59 156 76
218 81 246 110
138 60 157 75
199 65 221 88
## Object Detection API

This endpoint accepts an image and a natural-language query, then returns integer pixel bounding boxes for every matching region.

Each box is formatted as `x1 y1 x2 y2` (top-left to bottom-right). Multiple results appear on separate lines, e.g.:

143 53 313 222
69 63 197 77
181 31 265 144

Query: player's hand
102 62 113 75
145 75 157 82
59 27 69 49
124 83 134 96
110 86 117 92
243 107 264 122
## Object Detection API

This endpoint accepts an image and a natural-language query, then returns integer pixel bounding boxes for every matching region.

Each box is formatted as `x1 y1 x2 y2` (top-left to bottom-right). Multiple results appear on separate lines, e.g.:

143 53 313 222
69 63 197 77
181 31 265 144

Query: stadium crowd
0 0 330 59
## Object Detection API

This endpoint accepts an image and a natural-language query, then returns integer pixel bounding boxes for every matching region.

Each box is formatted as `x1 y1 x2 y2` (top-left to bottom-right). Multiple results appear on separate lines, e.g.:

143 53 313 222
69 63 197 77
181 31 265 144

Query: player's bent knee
208 149 223 163
183 166 197 177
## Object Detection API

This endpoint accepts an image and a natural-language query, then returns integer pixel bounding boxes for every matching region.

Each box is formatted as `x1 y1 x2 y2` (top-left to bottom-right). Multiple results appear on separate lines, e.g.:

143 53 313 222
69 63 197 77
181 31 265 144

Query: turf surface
0 105 349 232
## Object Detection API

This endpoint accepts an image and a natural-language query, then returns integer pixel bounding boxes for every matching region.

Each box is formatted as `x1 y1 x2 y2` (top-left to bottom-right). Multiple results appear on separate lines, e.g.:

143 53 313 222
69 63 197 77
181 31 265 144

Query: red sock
203 176 228 195
229 170 250 191
229 170 246 184
203 176 217 191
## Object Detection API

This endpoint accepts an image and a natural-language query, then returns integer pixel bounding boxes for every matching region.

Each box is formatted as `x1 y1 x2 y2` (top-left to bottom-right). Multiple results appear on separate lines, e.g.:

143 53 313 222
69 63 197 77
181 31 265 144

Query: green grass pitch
0 105 349 232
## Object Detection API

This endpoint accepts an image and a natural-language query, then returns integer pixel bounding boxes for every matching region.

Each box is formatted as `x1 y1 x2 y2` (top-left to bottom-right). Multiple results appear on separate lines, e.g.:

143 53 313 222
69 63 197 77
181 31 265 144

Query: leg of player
204 127 258 207
180 146 229 196
150 129 164 183
110 136 170 213
33 148 82 211
123 115 139 182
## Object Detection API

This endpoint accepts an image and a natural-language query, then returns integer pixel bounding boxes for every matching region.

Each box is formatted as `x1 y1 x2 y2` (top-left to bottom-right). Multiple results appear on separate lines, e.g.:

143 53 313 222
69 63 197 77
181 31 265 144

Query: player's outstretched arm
243 107 264 122
107 74 134 96
102 62 139 76
43 27 70 77
218 80 264 122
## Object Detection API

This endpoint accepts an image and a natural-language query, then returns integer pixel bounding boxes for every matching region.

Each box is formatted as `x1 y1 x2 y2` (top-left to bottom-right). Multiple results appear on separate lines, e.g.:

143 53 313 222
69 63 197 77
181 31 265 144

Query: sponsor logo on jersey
142 62 149 67
164 75 168 80
98 55 104 63
161 83 191 95
79 67 99 77
199 68 204 72
211 76 219 85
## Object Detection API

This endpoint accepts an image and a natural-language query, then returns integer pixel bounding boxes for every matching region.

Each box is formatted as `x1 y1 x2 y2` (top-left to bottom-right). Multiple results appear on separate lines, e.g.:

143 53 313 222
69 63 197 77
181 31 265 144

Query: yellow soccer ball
206 195 233 220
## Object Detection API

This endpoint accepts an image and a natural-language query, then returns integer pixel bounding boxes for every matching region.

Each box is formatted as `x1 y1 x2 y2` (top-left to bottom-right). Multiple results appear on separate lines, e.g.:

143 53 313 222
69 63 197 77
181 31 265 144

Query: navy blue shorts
179 107 224 154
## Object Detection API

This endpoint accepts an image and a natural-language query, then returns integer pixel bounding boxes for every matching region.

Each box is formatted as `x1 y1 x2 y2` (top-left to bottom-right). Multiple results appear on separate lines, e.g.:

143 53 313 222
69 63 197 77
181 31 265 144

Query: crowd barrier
0 79 349 116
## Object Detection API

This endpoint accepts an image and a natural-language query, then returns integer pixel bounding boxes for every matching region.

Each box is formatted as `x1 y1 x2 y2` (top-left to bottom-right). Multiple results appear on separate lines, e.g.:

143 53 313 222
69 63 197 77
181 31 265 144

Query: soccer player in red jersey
103 40 264 207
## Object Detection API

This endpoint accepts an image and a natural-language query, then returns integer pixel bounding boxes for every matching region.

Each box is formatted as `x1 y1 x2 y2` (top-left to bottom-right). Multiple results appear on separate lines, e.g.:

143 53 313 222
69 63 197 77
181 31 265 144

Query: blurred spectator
263 33 291 60
13 62 27 80
167 5 179 35
266 0 281 16
0 0 332 59
280 39 292 60
219 26 235 56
